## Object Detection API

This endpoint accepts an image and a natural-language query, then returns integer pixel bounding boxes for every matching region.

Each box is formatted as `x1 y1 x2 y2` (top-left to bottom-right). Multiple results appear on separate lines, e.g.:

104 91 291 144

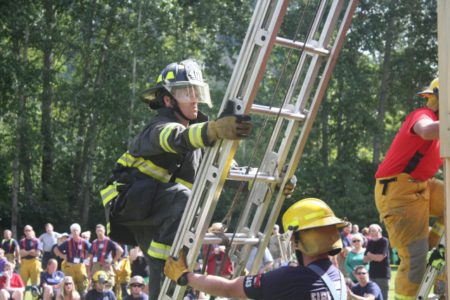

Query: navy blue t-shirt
40 271 64 286
243 258 343 300
364 237 390 279
124 294 148 300
1 239 19 254
352 281 383 300
85 289 116 300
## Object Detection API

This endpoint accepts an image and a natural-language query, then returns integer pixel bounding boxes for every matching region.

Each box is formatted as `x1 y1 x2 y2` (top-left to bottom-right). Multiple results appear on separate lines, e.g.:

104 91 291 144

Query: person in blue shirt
348 265 383 300
85 271 116 300
164 198 348 300
41 259 64 300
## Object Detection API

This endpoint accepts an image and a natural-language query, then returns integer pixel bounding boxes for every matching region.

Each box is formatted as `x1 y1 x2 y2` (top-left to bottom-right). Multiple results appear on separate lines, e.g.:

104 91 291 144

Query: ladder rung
275 36 330 56
228 168 279 183
204 233 260 245
250 103 306 121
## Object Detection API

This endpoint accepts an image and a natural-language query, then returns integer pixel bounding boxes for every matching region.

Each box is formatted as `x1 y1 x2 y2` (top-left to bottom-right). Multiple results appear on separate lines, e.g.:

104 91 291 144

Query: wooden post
437 0 450 298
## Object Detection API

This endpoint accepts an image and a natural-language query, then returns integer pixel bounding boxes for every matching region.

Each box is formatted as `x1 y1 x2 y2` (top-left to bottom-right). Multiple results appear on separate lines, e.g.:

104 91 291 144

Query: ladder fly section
158 1 358 299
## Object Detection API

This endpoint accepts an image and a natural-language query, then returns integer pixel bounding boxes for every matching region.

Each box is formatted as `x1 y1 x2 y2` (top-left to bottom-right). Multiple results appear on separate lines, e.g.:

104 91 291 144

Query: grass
388 265 397 300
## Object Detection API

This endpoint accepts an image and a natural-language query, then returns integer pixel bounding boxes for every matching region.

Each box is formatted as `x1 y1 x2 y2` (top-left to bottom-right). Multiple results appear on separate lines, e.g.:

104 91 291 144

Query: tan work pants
375 173 444 300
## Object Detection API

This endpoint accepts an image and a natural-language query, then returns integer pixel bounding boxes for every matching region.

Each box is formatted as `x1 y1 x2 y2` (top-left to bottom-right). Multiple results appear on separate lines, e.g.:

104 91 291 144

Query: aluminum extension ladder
158 0 358 299
417 234 446 300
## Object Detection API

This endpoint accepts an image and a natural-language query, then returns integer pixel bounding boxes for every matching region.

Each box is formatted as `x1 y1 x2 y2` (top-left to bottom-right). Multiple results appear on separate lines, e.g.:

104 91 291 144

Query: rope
216 0 325 277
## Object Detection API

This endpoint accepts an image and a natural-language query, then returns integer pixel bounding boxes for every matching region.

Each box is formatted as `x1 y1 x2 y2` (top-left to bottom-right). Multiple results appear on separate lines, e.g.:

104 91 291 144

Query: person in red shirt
374 78 442 299
203 223 234 280
0 262 25 300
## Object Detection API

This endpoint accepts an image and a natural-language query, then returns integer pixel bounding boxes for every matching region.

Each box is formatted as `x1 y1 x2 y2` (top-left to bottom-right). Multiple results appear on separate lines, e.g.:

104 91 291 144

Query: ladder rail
158 0 358 298
233 0 357 277
158 1 290 299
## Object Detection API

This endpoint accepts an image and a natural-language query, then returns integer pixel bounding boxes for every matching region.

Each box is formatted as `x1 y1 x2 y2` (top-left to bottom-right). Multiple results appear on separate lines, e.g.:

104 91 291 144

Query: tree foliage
0 0 438 235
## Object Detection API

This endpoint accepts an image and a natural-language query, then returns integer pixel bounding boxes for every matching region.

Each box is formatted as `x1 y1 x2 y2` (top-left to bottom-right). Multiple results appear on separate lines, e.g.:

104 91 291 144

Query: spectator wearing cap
124 276 147 300
1 230 20 269
85 271 116 300
19 225 42 286
39 223 60 269
57 276 80 300
54 224 91 298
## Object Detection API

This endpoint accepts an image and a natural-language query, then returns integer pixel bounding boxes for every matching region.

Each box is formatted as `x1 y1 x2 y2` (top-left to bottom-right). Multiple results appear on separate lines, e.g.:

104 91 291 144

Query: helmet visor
169 82 212 107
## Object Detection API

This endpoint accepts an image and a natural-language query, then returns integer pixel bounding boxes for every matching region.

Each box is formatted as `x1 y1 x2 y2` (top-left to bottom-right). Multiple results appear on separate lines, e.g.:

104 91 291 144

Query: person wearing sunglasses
347 265 383 300
345 233 369 283
124 276 147 300
57 276 80 300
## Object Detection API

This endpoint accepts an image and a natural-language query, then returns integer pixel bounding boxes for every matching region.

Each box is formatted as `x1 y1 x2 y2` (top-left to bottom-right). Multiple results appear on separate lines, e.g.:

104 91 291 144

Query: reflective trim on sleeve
160 123 178 154
175 177 193 189
147 241 171 261
100 184 119 207
188 123 206 148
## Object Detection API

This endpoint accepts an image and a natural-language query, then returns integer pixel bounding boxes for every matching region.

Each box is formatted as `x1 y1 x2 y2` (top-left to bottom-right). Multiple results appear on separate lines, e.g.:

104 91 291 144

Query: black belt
379 177 397 195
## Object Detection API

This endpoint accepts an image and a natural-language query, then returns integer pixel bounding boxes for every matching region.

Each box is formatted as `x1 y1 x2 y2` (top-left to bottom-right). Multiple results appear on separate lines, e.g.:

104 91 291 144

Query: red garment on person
375 107 441 180
0 273 25 289
203 245 234 277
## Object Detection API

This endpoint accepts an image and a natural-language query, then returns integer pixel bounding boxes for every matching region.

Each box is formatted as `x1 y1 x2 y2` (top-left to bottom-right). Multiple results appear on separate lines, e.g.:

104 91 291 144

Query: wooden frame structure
438 0 450 298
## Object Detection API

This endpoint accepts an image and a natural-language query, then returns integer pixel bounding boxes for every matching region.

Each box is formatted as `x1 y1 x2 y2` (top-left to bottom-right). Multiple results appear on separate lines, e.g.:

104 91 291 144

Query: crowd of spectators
0 223 149 300
1 220 395 300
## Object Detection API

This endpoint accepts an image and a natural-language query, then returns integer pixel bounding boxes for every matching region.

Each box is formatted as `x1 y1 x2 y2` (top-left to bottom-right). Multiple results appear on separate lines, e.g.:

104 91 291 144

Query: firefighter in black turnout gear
100 59 252 299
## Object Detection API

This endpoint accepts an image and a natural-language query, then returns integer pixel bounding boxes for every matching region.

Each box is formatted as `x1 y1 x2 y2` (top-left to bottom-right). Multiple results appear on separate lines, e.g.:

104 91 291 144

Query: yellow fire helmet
92 270 109 283
418 78 439 112
282 198 347 256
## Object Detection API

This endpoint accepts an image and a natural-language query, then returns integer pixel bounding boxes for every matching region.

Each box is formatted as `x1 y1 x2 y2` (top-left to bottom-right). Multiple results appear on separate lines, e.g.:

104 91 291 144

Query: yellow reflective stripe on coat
100 184 119 207
116 152 193 188
160 123 178 154
147 241 171 260
394 293 415 300
118 153 172 182
188 123 206 148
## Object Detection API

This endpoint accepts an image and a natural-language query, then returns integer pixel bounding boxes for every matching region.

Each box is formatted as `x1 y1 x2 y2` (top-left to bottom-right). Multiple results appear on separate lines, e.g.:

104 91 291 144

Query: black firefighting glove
164 248 189 286
206 115 252 142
